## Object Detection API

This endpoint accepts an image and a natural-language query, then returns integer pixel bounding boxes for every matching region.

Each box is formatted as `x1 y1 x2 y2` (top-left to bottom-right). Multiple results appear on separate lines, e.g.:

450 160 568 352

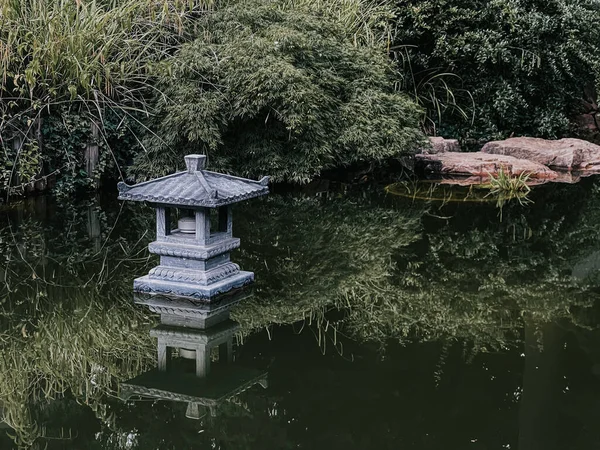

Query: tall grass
393 46 475 135
281 0 396 47
483 168 533 219
486 168 531 197
0 0 206 106
0 0 210 193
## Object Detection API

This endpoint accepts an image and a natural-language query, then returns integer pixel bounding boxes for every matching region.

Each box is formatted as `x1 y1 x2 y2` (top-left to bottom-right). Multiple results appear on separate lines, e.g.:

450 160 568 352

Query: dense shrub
132 0 425 183
393 0 600 140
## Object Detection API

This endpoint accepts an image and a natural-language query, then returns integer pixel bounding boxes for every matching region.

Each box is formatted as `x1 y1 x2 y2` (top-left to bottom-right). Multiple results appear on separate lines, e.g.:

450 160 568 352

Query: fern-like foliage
132 0 426 183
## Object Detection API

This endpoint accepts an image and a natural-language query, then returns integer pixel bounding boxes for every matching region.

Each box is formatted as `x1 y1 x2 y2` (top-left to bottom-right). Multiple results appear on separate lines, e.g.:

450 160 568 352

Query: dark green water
2 178 600 449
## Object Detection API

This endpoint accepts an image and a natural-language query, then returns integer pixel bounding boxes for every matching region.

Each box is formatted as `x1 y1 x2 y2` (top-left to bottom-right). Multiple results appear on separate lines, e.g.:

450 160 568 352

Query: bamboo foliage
281 0 396 47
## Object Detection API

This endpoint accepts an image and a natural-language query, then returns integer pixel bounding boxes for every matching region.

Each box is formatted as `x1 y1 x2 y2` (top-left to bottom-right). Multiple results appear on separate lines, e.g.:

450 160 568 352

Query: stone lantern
118 155 269 300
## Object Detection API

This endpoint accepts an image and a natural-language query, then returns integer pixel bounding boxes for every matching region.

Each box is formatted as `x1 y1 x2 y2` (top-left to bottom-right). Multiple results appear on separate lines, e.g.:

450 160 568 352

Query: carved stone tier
148 262 241 286
137 235 250 300
148 237 240 260
134 271 253 300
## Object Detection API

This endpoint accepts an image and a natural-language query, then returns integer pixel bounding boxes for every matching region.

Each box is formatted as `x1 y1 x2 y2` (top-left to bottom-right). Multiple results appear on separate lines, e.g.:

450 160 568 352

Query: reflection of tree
0 197 155 303
231 193 425 339
232 181 600 352
0 286 155 449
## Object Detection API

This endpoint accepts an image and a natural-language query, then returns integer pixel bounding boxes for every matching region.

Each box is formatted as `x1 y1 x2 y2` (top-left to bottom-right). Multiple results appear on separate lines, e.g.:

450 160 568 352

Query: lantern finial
185 154 206 172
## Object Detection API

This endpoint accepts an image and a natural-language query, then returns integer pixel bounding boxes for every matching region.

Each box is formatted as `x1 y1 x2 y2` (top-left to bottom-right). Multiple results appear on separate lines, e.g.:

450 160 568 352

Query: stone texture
415 152 558 179
425 137 461 154
118 154 269 207
134 271 254 300
481 137 600 170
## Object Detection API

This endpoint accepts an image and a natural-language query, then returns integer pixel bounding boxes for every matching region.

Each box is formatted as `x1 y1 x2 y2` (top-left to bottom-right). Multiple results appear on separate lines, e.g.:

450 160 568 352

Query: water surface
1 179 600 449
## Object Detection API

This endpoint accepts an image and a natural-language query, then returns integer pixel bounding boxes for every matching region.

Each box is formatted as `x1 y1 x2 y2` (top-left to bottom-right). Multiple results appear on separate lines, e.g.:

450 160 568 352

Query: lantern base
133 271 254 301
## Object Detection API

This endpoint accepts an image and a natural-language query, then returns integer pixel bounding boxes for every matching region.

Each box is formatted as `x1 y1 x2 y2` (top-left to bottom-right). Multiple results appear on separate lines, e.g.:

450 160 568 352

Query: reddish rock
415 152 558 179
425 137 461 154
435 176 549 187
481 137 600 170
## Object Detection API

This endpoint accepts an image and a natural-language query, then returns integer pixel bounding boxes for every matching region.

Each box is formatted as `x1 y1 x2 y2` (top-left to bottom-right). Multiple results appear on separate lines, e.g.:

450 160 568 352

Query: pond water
1 178 600 449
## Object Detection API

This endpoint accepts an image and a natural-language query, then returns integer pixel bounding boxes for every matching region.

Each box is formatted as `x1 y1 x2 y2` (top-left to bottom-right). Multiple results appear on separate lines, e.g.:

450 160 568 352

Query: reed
0 289 156 448
0 0 210 194
0 0 206 107
484 168 533 218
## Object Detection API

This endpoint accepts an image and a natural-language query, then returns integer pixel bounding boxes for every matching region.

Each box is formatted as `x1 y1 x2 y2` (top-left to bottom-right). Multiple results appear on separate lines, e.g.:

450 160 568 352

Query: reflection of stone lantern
121 292 267 419
152 319 239 378
118 155 269 300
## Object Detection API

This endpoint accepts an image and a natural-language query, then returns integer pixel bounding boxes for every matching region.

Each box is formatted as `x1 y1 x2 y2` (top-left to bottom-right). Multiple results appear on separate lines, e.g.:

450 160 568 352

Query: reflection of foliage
386 179 531 207
232 182 600 352
0 290 155 449
346 182 600 348
232 193 424 336
2 180 600 447
0 199 156 449
90 391 291 450
0 198 154 300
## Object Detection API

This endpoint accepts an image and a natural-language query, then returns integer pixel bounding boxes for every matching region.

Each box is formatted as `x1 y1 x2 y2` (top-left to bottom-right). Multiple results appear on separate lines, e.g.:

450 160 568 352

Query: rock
481 137 600 170
435 175 549 187
415 152 558 179
425 137 461 154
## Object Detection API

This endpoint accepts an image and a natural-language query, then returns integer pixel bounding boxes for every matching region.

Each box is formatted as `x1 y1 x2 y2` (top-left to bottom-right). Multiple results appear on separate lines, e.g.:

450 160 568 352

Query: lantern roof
118 155 269 207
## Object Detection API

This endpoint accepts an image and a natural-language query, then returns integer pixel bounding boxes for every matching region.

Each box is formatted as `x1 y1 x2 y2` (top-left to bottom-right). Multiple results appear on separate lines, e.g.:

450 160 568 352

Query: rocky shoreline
416 137 600 184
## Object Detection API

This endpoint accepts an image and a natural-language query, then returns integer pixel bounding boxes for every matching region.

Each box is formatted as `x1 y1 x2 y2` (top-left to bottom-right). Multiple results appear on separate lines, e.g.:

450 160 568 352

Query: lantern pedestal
118 154 269 302
133 270 254 300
